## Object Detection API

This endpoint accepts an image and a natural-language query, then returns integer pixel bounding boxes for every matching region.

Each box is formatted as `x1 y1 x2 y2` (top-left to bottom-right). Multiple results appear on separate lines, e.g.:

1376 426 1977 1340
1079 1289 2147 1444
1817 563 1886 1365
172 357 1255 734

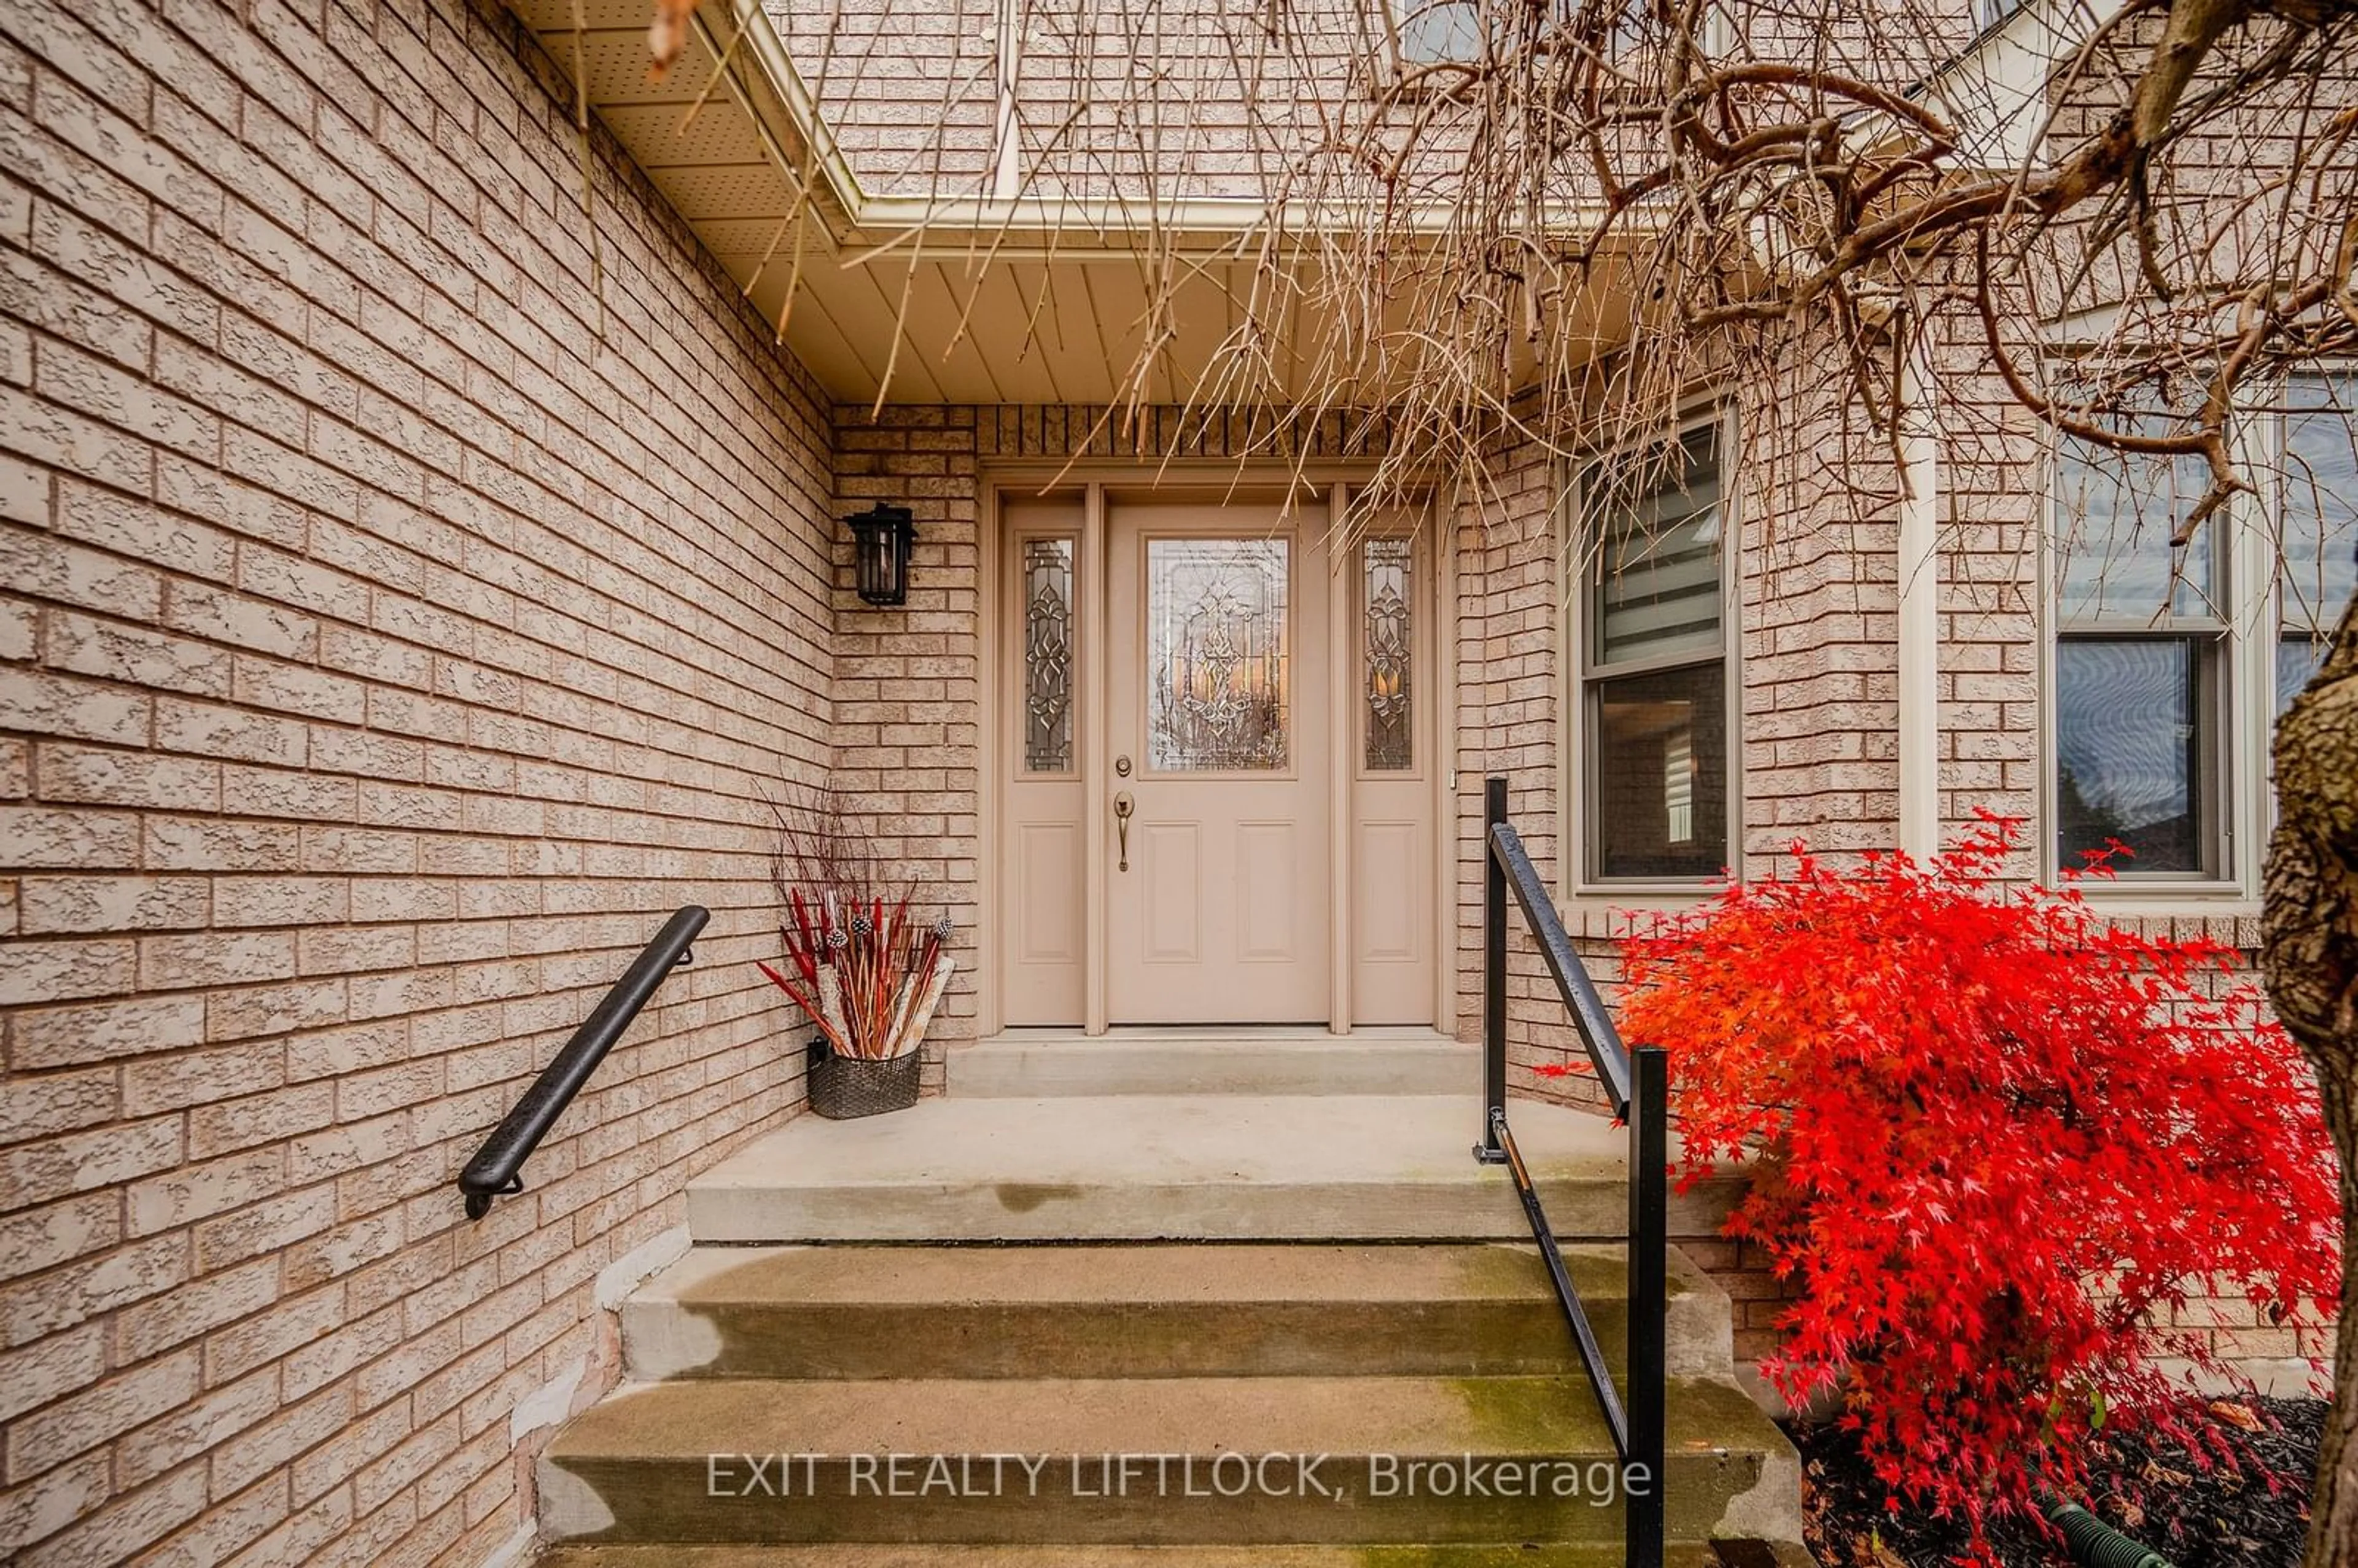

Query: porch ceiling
505 0 1636 406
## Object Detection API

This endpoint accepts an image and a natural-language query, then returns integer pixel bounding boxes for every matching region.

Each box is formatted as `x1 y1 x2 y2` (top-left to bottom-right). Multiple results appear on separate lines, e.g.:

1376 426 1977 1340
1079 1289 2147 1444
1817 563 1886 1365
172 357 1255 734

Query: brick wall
775 0 1396 203
0 0 838 1561
771 0 1000 198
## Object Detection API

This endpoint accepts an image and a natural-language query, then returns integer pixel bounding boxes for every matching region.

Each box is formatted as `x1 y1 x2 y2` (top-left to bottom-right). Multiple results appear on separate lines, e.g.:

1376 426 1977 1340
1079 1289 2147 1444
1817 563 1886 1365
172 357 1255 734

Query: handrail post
1476 776 1508 1165
1625 1043 1670 1568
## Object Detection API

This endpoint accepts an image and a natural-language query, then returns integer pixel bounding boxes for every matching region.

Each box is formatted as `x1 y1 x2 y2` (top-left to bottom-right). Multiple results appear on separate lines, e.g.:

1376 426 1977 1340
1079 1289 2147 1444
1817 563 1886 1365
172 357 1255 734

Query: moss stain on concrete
1347 1548 1595 1567
1444 1375 1606 1449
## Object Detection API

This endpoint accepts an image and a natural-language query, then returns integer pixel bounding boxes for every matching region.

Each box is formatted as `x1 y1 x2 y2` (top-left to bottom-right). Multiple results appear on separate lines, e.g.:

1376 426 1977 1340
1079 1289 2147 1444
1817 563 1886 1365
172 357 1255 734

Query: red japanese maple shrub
1616 813 2340 1548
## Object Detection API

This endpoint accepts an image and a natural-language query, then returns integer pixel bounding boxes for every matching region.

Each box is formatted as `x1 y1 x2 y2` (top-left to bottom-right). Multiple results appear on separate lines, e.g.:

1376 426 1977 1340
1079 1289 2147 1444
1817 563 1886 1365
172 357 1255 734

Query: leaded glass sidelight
1022 538 1075 771
1147 538 1291 771
1363 538 1412 770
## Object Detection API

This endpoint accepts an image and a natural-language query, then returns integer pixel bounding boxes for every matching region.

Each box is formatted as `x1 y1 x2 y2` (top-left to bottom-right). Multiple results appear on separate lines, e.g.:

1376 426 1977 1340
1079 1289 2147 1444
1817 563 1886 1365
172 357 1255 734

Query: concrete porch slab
951 1031 1471 1098
686 1095 1741 1243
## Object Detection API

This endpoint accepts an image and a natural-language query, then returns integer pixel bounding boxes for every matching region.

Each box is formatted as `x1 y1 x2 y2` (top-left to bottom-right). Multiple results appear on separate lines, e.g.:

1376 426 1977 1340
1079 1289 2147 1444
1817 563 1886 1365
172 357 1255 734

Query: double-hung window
2050 372 2356 885
2051 430 2229 880
1573 411 1733 883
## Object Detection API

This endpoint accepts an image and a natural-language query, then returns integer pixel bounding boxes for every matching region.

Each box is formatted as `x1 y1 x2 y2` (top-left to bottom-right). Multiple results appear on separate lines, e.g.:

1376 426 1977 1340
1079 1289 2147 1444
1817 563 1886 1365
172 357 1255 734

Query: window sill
1568 883 1718 902
2069 890 2260 919
1554 885 1720 938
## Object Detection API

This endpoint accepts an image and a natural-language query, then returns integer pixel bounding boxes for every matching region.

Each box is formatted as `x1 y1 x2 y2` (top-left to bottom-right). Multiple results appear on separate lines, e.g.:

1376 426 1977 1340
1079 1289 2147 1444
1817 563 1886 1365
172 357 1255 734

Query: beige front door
1104 497 1331 1023
995 480 1439 1033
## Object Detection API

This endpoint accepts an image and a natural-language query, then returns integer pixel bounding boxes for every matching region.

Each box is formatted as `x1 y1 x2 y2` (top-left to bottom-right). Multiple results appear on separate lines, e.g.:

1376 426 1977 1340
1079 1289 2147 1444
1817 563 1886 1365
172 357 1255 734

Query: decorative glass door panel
1022 538 1075 772
1146 538 1291 772
1361 537 1413 771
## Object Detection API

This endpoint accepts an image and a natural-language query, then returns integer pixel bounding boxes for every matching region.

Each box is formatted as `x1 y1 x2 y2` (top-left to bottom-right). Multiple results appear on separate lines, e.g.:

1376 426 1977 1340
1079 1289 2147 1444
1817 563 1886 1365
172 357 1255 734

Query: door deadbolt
1115 755 1132 777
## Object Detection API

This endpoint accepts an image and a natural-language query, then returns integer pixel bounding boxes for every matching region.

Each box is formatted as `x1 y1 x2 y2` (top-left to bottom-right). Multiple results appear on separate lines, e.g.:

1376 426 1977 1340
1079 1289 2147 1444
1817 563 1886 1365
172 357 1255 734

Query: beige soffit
506 0 1625 403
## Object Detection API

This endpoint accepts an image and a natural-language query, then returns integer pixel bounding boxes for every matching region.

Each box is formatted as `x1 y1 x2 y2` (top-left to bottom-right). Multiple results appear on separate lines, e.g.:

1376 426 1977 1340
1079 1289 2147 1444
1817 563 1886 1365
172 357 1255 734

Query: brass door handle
1114 792 1134 872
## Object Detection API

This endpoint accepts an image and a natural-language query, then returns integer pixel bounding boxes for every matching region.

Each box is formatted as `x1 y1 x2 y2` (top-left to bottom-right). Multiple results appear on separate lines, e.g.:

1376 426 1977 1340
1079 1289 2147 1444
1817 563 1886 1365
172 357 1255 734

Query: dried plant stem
897 956 956 1061
815 965 850 1049
761 788 949 1060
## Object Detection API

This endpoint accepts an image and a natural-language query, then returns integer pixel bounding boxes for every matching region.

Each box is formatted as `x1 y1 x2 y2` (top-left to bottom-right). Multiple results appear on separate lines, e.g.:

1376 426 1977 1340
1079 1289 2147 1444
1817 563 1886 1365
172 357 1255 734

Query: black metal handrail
1476 777 1668 1568
457 905 710 1221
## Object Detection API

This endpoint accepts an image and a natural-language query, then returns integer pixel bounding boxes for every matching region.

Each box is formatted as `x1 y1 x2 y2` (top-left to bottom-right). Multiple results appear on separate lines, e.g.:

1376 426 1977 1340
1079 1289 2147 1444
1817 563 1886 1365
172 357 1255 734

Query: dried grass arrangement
757 791 954 1062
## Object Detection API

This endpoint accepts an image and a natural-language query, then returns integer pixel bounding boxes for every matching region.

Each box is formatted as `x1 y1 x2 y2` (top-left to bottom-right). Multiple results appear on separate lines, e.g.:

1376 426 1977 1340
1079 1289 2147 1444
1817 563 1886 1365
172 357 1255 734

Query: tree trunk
2264 592 2358 1568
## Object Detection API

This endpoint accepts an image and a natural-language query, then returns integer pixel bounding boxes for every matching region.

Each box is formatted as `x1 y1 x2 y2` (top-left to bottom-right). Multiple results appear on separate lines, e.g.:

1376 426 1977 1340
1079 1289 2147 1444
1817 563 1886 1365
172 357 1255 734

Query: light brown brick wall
0 0 838 1560
1 29 2317 1556
774 0 1394 203
772 0 1000 198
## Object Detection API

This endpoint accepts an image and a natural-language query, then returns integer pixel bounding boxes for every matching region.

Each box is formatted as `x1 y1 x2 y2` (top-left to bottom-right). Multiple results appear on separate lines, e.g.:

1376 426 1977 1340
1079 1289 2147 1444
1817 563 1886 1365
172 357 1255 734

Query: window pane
1147 538 1290 772
1363 538 1413 770
2279 637 2327 715
2056 636 2216 875
1396 0 1481 62
1022 538 1075 772
1590 662 1727 879
2281 375 2357 650
1587 424 1723 667
2054 430 2222 621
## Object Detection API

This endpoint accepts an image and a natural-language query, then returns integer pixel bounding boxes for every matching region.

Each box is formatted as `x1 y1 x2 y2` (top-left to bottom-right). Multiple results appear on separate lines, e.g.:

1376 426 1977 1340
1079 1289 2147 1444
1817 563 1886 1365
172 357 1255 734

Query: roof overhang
507 0 1633 403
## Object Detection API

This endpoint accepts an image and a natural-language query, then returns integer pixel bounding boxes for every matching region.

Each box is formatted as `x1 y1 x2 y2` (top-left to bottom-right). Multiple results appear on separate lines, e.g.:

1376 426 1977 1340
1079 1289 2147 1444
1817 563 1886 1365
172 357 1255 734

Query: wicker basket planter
807 1037 922 1119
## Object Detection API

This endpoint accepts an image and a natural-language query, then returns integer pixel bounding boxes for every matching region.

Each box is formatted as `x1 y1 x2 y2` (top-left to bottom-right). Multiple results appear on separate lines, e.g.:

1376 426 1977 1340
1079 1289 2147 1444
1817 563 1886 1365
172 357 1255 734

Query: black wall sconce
847 503 917 607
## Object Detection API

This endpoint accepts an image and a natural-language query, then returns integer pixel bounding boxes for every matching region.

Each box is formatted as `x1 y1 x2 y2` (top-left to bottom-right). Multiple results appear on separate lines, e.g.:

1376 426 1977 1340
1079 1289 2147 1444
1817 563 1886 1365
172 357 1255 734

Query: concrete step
622 1242 1735 1383
538 1373 1802 1547
536 1543 1791 1567
952 1031 1471 1098
687 1095 1740 1244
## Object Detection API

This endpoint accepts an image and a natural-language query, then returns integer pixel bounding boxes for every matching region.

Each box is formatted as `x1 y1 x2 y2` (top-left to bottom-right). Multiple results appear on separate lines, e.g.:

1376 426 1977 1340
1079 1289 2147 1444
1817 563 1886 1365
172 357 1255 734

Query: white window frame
1560 400 1744 899
2040 371 2354 904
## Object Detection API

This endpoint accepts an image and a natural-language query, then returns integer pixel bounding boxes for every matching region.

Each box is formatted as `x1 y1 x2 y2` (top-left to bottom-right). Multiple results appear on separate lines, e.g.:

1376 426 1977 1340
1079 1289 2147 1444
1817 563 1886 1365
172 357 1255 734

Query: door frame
976 462 1459 1038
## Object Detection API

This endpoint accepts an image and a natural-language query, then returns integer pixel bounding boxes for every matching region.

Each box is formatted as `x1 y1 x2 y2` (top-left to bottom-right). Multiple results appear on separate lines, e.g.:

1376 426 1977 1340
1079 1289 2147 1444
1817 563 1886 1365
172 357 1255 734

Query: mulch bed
1788 1397 2326 1568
